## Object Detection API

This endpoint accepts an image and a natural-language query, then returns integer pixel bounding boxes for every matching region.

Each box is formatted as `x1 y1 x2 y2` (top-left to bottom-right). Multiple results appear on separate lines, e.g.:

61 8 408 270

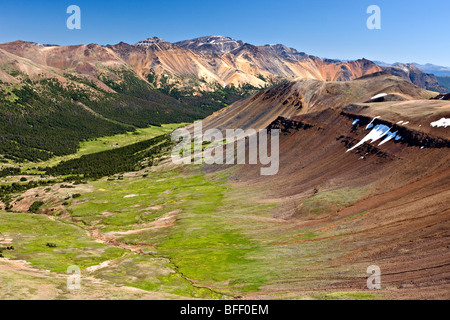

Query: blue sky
0 0 449 66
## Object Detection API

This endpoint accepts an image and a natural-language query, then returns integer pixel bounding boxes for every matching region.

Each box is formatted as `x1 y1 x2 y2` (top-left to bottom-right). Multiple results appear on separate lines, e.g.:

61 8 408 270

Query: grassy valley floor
0 163 383 300
0 126 387 300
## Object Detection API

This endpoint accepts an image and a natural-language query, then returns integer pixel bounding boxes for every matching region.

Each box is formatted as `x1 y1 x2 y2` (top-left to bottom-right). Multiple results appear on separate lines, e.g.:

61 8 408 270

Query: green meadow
0 212 126 272
66 166 276 296
0 126 381 300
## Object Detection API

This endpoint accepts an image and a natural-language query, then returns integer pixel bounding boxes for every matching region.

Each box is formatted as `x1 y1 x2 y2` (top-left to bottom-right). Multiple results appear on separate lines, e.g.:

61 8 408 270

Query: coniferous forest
0 69 258 163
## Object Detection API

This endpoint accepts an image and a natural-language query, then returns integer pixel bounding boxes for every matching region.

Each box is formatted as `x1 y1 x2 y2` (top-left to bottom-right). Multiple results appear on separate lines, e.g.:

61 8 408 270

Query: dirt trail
104 209 181 236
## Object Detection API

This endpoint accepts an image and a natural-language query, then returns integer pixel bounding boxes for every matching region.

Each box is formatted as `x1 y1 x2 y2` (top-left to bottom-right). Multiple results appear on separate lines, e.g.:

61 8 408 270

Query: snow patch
430 118 450 128
371 93 387 100
348 116 404 152
347 124 391 152
379 131 398 146
366 116 381 130
352 119 360 125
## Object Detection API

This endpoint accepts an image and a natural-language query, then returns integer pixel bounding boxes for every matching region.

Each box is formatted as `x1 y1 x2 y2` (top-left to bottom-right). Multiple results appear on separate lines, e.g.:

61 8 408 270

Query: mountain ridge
379 63 446 92
0 36 384 92
5 35 446 94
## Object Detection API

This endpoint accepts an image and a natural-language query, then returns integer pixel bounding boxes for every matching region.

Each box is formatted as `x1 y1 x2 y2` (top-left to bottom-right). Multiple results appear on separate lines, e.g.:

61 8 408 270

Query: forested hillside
0 67 257 163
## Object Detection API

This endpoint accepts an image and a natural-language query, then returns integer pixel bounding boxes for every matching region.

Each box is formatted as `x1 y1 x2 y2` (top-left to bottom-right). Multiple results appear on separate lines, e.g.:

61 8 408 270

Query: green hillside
0 68 257 164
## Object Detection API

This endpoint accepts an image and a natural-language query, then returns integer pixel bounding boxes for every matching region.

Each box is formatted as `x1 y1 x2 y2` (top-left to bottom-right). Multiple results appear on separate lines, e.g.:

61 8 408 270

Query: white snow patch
430 118 450 128
366 116 381 130
397 121 404 124
347 124 391 152
371 93 387 100
379 131 398 146
352 119 360 125
348 117 404 152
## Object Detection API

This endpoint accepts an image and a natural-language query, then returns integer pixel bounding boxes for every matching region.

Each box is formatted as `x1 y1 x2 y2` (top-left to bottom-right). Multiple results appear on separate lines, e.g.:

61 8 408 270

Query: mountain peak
258 43 308 61
175 35 245 55
134 37 171 47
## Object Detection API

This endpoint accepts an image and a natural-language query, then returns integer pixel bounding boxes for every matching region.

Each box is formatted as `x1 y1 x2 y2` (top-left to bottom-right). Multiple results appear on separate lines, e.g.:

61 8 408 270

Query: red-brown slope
200 75 450 299
199 73 436 133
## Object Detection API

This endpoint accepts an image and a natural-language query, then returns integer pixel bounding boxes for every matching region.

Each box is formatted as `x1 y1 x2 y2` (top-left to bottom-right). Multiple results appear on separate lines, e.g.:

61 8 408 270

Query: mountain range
0 35 384 162
373 60 450 92
375 61 450 77
0 35 448 163
378 63 446 93
0 35 383 91
2 35 448 97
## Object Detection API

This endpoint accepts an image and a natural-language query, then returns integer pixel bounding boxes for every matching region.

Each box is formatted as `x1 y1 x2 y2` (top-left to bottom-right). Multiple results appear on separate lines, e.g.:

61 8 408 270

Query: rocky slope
199 72 436 132
198 73 450 298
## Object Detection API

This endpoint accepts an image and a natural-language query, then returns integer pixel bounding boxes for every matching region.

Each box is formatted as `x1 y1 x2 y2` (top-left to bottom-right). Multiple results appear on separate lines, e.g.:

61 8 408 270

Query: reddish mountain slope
199 73 450 298
0 37 382 91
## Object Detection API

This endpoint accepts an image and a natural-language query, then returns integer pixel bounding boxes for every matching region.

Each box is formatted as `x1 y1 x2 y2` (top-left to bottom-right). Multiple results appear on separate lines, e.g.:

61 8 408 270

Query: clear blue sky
0 0 449 66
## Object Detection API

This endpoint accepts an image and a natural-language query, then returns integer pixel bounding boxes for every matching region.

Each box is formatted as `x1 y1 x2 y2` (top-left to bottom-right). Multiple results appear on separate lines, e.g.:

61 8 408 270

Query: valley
0 33 449 300
1 70 449 299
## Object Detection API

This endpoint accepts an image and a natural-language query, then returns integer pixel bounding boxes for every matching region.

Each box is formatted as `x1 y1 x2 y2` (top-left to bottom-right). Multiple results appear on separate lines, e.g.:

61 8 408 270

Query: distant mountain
0 36 383 93
257 44 309 61
0 39 249 162
372 61 397 67
376 63 447 92
375 60 450 77
135 36 173 47
412 63 450 77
